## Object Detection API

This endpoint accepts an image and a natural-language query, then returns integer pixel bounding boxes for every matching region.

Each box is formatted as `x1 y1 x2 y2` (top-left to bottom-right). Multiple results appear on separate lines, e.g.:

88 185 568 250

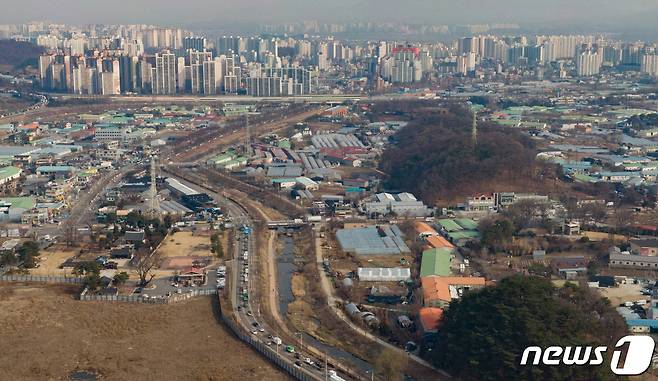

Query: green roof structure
437 219 463 232
420 248 454 277
0 166 21 181
0 196 36 209
455 218 478 230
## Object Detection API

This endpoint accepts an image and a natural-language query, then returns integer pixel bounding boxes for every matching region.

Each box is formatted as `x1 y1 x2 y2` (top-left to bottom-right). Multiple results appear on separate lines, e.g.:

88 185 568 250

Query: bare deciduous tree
63 221 77 247
133 249 161 287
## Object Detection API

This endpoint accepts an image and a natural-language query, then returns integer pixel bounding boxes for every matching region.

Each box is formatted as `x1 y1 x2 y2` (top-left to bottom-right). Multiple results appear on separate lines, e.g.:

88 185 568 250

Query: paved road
68 167 132 226
224 199 337 380
49 93 369 103
166 172 354 380
147 269 219 297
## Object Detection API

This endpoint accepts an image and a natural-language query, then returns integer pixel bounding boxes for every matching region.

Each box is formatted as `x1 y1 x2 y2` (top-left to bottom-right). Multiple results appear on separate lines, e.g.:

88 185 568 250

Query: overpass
266 220 307 229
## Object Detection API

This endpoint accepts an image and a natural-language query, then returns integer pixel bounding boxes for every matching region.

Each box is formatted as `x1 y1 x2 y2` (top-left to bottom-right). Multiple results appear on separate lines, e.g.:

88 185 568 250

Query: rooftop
0 166 21 180
419 307 444 332
336 225 410 256
420 248 454 277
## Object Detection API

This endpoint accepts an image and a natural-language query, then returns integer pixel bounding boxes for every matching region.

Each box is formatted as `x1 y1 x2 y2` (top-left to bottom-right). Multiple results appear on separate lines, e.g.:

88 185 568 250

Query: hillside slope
379 105 555 205
0 39 44 72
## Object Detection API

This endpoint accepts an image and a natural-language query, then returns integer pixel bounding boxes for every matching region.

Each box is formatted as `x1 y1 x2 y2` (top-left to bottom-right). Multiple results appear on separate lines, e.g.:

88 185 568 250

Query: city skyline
2 0 658 30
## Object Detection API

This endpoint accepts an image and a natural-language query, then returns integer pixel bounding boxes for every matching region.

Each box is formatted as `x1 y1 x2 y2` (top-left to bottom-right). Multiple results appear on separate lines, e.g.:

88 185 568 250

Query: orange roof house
425 235 455 249
414 222 455 250
419 307 444 333
421 276 485 308
414 221 438 238
19 122 39 130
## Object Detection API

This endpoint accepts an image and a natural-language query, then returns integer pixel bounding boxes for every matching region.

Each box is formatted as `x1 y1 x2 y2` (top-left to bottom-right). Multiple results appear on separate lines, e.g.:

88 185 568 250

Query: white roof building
357 267 411 282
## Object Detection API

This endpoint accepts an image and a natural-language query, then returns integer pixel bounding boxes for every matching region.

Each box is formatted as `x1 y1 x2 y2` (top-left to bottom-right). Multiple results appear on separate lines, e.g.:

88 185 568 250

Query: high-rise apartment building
154 51 177 95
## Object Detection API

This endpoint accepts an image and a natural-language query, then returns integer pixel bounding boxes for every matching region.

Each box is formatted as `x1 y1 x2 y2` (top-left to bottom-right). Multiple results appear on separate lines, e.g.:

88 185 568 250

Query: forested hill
379 105 554 205
0 39 44 71
431 276 627 381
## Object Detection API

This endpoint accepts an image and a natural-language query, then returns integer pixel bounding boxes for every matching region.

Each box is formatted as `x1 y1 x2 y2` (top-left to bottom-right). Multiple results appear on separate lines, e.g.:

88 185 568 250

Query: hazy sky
1 0 657 28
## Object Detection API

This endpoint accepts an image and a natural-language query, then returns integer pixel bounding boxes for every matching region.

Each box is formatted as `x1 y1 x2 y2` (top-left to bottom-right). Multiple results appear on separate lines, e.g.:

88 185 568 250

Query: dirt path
312 227 449 380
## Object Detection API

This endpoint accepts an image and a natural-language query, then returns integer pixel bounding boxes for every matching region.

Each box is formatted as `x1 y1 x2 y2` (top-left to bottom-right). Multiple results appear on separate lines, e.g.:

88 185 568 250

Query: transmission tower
245 112 252 157
147 154 160 218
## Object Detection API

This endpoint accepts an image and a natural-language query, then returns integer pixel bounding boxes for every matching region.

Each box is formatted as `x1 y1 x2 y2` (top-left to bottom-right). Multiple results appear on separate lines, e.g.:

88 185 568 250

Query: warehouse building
420 248 455 277
362 192 432 218
165 177 201 197
36 165 77 179
336 224 410 256
437 218 480 246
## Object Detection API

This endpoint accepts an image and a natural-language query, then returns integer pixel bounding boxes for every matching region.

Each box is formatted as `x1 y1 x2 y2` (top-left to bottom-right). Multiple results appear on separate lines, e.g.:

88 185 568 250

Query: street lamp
295 332 303 352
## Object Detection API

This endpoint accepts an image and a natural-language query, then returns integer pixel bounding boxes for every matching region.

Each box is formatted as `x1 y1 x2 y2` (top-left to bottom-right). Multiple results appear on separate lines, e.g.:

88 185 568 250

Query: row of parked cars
216 265 226 289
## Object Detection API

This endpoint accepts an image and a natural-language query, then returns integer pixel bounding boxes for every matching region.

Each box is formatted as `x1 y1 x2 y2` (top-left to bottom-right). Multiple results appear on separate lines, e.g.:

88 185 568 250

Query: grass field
0 284 289 381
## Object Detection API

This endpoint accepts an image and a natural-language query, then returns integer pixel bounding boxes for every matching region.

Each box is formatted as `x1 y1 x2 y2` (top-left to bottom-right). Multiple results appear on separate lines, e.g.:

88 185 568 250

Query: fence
0 274 84 284
219 310 320 381
79 288 217 304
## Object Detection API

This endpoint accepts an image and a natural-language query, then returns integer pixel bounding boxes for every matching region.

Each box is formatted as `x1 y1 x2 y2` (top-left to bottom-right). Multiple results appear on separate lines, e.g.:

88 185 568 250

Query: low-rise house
21 207 49 225
564 221 581 235
110 244 134 259
124 230 145 245
175 267 206 285
631 238 658 256
421 276 485 308
552 256 588 278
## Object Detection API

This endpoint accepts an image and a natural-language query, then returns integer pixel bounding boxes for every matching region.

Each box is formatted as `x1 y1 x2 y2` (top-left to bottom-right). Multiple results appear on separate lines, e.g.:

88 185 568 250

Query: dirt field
598 282 646 306
0 284 289 381
31 247 77 276
0 95 32 114
157 231 213 258
582 231 627 242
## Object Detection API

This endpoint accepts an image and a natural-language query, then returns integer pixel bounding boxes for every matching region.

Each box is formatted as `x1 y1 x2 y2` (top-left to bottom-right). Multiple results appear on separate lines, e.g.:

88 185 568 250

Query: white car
251 330 258 335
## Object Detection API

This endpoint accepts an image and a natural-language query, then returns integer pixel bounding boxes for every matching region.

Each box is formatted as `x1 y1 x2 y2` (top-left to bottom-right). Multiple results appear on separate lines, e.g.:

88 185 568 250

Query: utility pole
471 109 478 150
245 112 251 157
